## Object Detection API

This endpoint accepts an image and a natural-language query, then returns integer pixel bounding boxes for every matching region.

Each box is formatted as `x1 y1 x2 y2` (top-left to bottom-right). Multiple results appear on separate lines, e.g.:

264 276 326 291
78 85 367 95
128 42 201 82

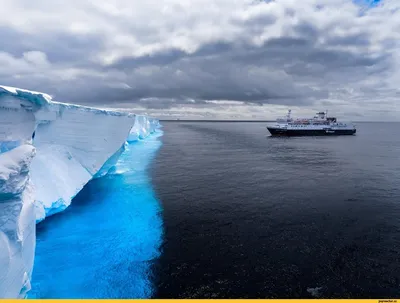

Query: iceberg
0 85 160 298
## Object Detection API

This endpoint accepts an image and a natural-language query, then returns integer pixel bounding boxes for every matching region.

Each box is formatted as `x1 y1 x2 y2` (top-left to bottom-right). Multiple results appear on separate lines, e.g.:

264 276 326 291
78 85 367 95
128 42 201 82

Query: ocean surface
31 122 400 298
152 122 400 299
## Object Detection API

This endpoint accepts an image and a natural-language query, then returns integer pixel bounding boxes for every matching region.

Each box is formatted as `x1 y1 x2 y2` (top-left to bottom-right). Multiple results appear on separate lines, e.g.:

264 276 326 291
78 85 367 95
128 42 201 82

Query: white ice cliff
0 85 159 298
0 145 36 298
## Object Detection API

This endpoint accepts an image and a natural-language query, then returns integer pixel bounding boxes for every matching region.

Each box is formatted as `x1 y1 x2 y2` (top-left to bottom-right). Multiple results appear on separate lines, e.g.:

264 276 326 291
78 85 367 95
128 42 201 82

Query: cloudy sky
0 0 399 120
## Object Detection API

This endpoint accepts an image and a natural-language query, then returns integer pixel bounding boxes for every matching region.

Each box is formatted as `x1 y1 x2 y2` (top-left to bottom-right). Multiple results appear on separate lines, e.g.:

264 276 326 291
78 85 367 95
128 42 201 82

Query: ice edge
0 85 161 298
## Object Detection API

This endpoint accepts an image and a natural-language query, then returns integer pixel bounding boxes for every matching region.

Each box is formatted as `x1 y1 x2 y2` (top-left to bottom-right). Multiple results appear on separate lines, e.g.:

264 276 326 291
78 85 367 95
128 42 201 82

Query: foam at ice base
0 85 160 298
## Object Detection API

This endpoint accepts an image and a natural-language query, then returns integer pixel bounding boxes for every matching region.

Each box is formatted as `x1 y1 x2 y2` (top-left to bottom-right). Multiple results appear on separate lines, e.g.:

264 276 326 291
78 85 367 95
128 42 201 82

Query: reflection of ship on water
267 110 357 136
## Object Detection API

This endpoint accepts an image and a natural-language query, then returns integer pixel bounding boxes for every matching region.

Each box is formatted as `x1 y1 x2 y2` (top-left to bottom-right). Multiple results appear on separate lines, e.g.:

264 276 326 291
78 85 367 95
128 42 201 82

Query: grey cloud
0 0 399 120
109 49 187 71
42 34 104 66
86 29 386 106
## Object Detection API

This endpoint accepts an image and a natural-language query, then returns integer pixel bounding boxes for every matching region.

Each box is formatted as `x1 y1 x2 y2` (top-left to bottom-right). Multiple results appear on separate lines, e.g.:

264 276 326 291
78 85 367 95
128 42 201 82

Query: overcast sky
0 0 399 120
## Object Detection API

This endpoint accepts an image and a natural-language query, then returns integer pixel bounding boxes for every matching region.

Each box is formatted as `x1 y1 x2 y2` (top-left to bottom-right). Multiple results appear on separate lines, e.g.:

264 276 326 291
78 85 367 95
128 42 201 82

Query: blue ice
29 131 164 299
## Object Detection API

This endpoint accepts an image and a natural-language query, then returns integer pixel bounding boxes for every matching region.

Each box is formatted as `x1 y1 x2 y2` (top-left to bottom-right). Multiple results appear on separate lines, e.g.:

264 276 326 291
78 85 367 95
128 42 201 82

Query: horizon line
158 119 398 123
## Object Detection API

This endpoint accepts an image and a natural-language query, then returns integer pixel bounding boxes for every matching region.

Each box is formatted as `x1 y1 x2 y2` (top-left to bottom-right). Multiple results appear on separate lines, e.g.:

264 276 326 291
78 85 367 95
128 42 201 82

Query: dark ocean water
152 122 400 299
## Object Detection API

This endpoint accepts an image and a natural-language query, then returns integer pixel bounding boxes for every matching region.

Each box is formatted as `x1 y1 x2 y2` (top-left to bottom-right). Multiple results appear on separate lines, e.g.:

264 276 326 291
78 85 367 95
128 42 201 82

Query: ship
267 110 356 137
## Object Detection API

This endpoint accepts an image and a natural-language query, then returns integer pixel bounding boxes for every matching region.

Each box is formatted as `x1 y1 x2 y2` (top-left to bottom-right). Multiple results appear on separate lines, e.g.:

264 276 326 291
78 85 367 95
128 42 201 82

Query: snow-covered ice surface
0 85 160 298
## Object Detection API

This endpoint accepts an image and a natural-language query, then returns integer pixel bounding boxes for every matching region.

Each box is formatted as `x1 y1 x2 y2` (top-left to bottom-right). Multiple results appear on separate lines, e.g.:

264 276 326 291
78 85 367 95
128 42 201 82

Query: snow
0 85 160 298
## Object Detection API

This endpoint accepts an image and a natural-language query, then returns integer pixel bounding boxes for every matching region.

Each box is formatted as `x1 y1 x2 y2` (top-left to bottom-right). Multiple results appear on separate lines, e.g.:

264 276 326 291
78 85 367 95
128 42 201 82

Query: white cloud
22 51 50 67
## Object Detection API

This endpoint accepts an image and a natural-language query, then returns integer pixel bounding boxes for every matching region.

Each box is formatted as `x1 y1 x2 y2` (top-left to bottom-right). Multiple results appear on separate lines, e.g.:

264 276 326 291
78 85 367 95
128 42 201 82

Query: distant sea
152 121 400 298
31 122 400 299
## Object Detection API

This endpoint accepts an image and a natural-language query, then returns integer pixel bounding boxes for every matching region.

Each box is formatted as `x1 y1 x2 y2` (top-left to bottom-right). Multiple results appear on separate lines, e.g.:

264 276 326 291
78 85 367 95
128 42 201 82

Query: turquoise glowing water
30 131 163 299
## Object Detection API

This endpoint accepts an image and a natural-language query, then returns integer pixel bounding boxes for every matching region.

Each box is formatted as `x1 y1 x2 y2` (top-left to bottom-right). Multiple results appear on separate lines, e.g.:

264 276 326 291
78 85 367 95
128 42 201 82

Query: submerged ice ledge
0 85 160 298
